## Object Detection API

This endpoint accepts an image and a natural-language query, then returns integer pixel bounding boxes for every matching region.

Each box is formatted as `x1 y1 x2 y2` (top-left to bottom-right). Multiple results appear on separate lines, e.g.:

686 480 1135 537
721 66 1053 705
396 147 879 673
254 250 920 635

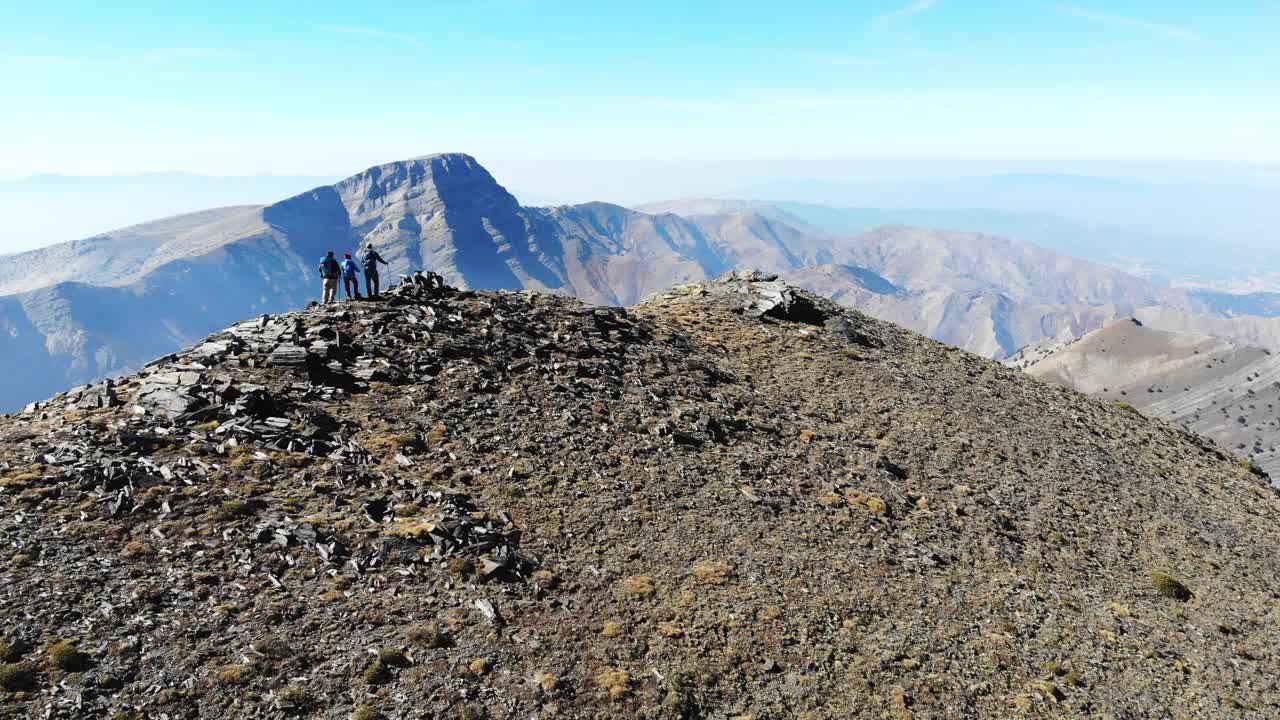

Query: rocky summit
1 273 1277 719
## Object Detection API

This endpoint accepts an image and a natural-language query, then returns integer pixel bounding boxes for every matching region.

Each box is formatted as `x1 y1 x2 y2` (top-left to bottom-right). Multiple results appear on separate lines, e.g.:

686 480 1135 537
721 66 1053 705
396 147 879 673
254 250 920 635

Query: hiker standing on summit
341 253 362 299
362 243 390 298
318 251 341 304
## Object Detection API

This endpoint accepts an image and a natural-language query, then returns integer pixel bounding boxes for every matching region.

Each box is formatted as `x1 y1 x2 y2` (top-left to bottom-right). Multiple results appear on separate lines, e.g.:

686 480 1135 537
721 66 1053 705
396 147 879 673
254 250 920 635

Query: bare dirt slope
1 275 1277 720
1008 318 1280 478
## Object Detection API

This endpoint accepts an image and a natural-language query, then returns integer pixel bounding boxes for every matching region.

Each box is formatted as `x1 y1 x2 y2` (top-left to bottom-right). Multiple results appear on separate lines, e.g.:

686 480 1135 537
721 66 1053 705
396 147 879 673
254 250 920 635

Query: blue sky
2 0 1278 189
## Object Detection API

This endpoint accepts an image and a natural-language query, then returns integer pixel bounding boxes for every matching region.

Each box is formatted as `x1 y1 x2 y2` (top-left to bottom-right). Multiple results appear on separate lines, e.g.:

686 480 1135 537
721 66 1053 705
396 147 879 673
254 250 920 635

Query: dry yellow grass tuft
385 520 436 539
533 671 559 692
620 575 655 596
122 540 154 558
817 491 845 507
214 663 249 685
601 621 625 638
656 622 685 639
0 464 44 488
365 432 422 452
595 668 632 700
845 490 889 516
691 561 733 585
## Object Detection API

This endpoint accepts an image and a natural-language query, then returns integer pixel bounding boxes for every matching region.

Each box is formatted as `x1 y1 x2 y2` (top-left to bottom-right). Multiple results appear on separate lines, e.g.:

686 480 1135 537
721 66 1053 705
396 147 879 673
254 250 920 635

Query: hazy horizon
3 2 1277 283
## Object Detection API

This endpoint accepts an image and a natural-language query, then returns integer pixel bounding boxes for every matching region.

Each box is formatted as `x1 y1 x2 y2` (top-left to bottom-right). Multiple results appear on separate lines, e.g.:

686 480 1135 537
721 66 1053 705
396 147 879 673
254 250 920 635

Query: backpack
319 257 340 278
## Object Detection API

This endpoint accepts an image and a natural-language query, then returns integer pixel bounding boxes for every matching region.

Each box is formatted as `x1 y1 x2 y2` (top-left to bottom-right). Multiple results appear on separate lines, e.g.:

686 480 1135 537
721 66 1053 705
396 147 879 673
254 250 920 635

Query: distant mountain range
1007 318 1280 476
729 172 1280 262
637 198 1280 293
4 153 1280 412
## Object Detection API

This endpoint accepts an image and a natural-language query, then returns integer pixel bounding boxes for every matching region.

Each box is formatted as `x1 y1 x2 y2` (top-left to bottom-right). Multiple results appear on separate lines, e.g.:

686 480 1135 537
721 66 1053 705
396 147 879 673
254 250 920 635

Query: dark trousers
365 270 381 297
344 277 360 298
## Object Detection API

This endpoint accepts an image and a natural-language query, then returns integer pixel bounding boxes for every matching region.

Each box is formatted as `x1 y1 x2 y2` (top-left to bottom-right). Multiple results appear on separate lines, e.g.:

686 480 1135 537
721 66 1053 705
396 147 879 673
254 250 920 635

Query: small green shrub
360 660 392 686
0 637 30 663
250 634 292 660
210 500 256 521
1239 459 1267 478
0 663 36 691
1151 570 1192 600
276 685 312 713
407 624 451 649
46 640 91 672
376 647 408 668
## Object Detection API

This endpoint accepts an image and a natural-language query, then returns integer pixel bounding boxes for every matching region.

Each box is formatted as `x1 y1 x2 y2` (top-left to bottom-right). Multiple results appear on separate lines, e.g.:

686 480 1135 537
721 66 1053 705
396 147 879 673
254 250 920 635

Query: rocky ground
1 272 1277 719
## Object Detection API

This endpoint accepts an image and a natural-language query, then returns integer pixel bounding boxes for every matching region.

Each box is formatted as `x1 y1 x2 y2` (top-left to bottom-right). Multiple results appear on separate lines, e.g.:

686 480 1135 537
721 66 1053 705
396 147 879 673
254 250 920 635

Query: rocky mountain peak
2 274 1278 717
333 153 516 217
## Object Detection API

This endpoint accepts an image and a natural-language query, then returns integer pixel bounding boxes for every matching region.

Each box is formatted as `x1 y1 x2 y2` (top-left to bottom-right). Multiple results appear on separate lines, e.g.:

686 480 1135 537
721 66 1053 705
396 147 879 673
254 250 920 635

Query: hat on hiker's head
367 243 374 249
344 253 352 259
326 251 334 257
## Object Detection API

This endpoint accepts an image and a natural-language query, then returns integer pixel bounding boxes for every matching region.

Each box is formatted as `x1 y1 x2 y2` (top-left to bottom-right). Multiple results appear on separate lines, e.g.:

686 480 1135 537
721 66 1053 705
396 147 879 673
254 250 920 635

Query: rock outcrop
1 275 1276 719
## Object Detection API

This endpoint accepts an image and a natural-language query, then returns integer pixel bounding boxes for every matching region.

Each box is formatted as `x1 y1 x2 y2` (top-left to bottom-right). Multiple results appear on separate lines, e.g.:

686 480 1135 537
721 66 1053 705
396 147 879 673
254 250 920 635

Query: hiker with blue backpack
318 251 341 304
341 253 362 300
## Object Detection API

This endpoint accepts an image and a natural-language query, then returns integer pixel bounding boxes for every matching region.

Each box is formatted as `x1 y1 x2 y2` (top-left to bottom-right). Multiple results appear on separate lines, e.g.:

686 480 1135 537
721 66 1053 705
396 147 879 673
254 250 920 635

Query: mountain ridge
1007 318 1280 477
2 153 1277 413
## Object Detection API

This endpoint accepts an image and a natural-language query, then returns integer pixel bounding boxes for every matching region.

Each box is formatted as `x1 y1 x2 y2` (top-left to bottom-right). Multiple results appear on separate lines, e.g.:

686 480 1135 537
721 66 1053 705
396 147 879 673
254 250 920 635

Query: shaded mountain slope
0 226 328 410
1 275 1277 719
1008 318 1280 476
0 206 264 295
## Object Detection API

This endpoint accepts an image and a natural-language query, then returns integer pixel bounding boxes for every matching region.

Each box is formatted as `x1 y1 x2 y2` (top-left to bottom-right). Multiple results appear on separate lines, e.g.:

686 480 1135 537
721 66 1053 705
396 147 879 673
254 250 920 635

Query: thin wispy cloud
318 24 424 49
1051 4 1196 40
867 0 938 28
